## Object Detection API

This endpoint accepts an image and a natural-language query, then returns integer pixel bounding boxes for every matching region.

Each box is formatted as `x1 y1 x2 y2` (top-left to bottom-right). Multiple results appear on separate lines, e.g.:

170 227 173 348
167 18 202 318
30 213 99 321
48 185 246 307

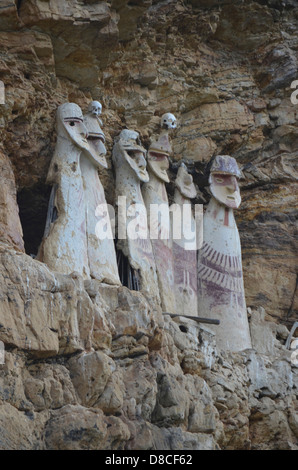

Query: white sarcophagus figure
113 130 160 302
39 102 120 285
197 155 252 352
142 115 177 313
172 163 198 317
82 101 120 285
38 103 92 277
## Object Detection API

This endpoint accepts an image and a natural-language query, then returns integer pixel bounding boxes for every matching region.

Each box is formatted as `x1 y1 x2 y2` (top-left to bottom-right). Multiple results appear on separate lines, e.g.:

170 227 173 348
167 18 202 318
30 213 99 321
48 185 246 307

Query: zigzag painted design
200 242 242 276
198 243 243 293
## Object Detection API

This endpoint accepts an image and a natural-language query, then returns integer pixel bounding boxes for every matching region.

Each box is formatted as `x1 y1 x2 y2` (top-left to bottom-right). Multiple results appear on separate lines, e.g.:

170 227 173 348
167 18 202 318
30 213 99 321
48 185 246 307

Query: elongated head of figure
84 101 107 168
147 133 172 183
88 100 102 116
113 129 149 183
176 163 197 199
161 113 177 130
209 155 242 209
56 103 89 151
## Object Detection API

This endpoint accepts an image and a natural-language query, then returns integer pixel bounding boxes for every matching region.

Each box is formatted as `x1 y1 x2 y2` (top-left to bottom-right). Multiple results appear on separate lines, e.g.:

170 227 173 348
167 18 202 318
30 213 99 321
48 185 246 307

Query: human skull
161 113 177 130
88 100 102 116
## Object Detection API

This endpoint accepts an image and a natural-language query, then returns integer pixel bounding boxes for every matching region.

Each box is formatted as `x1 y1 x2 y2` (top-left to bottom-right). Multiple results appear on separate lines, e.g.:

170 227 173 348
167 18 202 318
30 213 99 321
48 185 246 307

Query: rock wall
0 0 297 450
0 247 297 450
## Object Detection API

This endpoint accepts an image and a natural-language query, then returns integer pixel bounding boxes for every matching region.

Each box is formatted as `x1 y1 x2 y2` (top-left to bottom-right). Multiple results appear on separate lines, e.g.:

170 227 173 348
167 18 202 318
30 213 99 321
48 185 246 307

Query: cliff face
1 0 297 323
0 0 297 450
0 249 297 450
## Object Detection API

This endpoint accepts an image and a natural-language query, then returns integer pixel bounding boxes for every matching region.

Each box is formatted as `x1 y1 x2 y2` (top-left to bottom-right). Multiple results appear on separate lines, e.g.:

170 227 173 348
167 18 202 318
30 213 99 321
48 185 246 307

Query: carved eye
70 121 75 126
127 151 137 160
215 177 224 183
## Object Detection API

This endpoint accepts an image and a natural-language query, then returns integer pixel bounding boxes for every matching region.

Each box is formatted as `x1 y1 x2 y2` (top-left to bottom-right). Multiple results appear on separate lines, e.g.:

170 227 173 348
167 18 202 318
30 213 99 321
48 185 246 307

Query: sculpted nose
232 177 238 191
81 123 88 139
138 154 146 168
227 177 238 192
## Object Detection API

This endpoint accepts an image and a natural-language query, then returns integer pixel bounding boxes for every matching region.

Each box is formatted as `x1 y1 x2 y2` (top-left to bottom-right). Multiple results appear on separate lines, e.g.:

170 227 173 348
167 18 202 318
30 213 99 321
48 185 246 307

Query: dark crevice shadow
17 183 52 257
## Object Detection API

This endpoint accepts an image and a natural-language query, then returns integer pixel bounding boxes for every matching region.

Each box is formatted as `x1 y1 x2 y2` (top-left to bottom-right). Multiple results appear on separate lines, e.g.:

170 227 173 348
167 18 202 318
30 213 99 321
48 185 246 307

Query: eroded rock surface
0 245 297 450
0 0 297 450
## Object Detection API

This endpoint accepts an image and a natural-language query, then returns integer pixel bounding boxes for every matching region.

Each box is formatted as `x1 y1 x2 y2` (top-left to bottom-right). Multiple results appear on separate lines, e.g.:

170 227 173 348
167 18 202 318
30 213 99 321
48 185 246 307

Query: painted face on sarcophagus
209 155 242 209
147 133 172 183
117 129 149 183
175 163 197 199
56 103 90 151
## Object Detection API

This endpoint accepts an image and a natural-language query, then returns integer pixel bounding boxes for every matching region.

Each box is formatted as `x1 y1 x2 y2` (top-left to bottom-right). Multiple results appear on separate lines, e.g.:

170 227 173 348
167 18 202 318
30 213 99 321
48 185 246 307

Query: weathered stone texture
0 150 24 251
1 0 296 323
0 0 297 451
0 247 297 449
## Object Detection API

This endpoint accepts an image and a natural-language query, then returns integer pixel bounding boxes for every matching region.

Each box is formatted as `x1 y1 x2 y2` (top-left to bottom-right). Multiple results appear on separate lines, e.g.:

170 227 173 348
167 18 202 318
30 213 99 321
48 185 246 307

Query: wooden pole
163 313 220 325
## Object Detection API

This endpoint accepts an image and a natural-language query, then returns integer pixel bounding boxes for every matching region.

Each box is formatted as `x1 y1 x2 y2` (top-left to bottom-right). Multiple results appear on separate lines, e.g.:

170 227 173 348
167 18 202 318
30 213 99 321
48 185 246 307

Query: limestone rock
0 0 297 452
250 409 296 450
44 405 130 450
0 247 105 357
0 1 22 30
0 352 31 411
0 403 48 450
19 0 119 86
95 368 124 415
68 351 117 408
0 150 24 252
124 418 216 451
186 375 218 434
100 285 159 338
238 179 298 324
112 0 152 41
164 316 218 372
180 100 254 147
249 307 278 356
214 3 278 51
151 354 189 428
289 410 298 439
150 425 216 451
24 363 77 411
122 358 157 421
0 248 59 355
257 44 298 92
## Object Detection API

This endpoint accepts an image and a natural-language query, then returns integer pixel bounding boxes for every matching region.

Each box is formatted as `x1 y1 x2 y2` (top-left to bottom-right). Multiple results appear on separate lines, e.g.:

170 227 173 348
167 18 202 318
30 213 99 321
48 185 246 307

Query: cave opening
17 183 52 257
116 249 140 291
